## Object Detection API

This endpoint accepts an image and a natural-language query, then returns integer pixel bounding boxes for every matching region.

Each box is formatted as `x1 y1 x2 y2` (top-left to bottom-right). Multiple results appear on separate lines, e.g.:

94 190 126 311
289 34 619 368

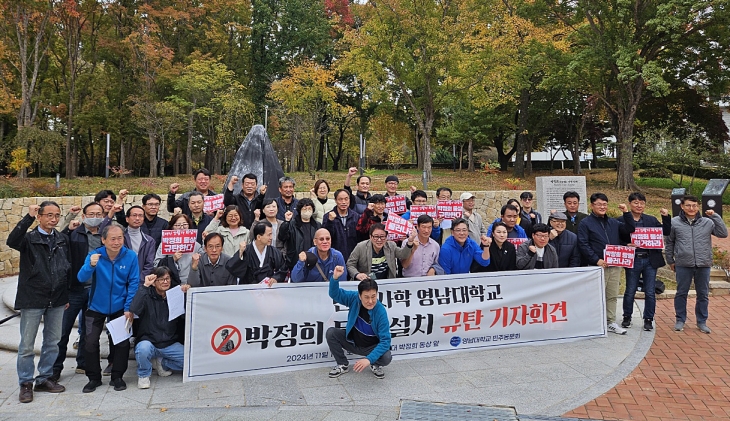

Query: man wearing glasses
438 218 491 274
547 211 581 268
8 202 70 403
666 195 728 334
347 223 416 280
516 223 559 270
140 194 168 248
577 193 634 335
188 233 237 287
131 267 191 389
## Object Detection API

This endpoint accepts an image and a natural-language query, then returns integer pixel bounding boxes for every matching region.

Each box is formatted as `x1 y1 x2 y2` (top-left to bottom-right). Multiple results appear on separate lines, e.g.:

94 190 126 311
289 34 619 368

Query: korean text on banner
630 228 664 249
437 200 463 220
183 267 606 382
409 205 438 223
204 194 225 213
604 245 635 268
385 213 411 241
506 238 528 247
385 195 407 215
161 229 198 255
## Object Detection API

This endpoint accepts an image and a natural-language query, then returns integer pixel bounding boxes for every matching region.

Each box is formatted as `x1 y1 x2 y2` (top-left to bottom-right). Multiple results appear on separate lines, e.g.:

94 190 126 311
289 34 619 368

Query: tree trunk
120 137 125 175
186 101 196 175
526 136 533 175
494 130 516 172
514 88 530 177
468 138 475 171
148 131 157 177
573 114 585 175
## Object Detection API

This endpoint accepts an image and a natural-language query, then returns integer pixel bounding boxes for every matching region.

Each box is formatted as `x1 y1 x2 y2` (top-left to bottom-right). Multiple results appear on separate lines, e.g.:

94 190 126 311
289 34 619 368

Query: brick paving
564 237 730 421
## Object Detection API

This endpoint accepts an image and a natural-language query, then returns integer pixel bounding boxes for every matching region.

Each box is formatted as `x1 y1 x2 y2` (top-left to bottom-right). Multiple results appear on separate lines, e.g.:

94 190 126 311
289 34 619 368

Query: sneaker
82 379 103 393
109 378 126 391
370 365 384 379
697 323 711 334
328 364 349 378
643 319 653 331
19 382 33 403
151 358 172 377
102 364 113 376
33 379 65 393
138 376 150 389
621 316 632 328
72 338 79 350
607 322 627 335
674 320 685 331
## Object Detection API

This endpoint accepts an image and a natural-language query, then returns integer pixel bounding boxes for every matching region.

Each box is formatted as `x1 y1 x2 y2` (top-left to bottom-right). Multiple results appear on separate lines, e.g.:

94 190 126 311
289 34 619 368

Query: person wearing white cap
460 192 488 244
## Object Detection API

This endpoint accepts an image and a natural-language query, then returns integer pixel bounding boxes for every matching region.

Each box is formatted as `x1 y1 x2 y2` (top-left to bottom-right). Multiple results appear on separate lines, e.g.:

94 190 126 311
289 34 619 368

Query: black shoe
19 382 33 403
109 378 126 391
643 319 653 331
621 316 632 328
102 364 113 376
48 370 61 383
34 379 65 393
83 379 103 393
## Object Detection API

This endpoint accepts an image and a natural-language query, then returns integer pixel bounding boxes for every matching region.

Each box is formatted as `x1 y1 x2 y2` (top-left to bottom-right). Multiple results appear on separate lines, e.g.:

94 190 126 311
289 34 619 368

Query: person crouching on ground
326 266 391 379
131 267 190 389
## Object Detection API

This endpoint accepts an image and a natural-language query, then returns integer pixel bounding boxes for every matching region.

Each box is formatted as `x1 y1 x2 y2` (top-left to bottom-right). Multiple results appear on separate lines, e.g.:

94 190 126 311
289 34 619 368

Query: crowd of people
9 167 728 402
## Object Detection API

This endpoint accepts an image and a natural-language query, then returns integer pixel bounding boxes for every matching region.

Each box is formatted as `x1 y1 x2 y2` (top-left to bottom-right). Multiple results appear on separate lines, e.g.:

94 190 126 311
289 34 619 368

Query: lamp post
264 105 268 130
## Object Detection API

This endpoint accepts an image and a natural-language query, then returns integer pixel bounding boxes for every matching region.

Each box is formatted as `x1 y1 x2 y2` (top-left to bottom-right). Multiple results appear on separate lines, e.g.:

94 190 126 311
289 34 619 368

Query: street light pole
264 105 269 130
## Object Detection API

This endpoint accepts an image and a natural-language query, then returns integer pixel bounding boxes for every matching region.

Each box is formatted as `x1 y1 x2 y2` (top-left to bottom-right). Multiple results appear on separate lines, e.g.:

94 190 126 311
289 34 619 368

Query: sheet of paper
167 285 185 321
105 315 132 345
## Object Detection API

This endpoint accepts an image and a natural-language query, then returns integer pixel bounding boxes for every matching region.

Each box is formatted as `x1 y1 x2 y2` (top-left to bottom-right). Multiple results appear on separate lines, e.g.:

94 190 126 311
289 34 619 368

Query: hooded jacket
78 246 140 315
438 235 490 275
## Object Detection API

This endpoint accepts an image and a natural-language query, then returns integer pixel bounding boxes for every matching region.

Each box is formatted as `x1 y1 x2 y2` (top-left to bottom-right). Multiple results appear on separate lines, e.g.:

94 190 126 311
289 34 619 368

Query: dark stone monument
224 125 285 199
702 179 729 217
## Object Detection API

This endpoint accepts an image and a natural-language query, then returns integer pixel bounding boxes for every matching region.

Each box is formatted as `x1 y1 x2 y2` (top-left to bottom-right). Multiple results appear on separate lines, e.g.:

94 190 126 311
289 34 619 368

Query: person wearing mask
167 168 217 216
224 174 266 228
275 176 299 221
563 191 588 234
460 192 489 244
188 233 237 287
78 225 140 393
516 223 559 270
322 189 360 261
401 215 443 277
438 218 491 275
154 214 204 286
187 192 213 244
347 224 416 281
251 198 285 254
487 204 528 239
8 202 70 403
140 194 168 248
291 228 347 282
311 179 336 224
356 194 388 242
204 205 250 258
279 198 320 270
473 222 516 272
226 220 287 284
344 167 372 214
547 211 581 268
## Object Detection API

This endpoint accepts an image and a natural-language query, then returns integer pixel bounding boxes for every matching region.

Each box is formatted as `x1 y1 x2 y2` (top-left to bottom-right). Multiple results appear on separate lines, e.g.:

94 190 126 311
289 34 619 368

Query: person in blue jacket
439 218 491 274
291 228 347 282
77 225 140 394
326 265 391 379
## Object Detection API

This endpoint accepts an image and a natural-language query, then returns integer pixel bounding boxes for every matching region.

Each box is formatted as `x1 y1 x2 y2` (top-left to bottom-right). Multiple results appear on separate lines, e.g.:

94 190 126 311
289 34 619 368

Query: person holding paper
131 267 190 389
326 265 392 379
204 205 250 258
401 190 442 241
226 220 288 285
154 214 204 285
77 225 140 393
438 218 491 274
356 194 388 242
167 168 217 216
401 215 443 277
666 195 728 334
188 233 237 287
577 193 635 336
516 223 559 270
7 202 70 403
322 189 360 261
617 192 668 332
291 229 347 282
347 223 416 280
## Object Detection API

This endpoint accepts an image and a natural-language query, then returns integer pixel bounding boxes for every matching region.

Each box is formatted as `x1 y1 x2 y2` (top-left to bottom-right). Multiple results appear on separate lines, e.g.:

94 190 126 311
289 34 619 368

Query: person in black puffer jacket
278 198 321 270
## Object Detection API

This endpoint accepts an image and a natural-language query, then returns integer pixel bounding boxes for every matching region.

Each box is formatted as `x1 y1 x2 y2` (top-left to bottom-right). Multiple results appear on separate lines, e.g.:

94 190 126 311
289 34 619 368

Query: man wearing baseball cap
547 211 581 268
460 192 488 244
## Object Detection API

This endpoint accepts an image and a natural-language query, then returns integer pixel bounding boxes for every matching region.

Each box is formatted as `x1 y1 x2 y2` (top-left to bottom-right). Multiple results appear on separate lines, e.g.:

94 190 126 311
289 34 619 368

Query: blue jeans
624 257 657 320
135 340 184 378
53 288 88 373
17 306 65 385
674 266 711 324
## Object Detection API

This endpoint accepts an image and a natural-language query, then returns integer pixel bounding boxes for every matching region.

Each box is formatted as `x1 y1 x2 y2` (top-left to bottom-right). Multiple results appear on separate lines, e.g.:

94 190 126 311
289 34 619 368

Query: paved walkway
0 275 650 420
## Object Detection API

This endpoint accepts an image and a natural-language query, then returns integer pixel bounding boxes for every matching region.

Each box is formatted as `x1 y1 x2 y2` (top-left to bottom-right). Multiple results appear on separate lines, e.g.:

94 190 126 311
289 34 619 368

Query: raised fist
69 205 81 214
173 251 183 262
284 211 293 221
348 167 358 176
618 203 628 212
367 203 374 211
254 209 261 219
90 253 101 267
29 205 40 217
239 241 247 255
169 183 179 194
529 245 537 253
191 253 200 270
706 209 715 217
299 251 307 262
215 209 224 220
407 227 417 243
260 184 267 195
549 229 558 240
69 220 81 230
660 208 669 217
333 265 345 280
481 236 492 247
144 274 157 287
118 189 129 202
228 176 239 190
328 211 336 221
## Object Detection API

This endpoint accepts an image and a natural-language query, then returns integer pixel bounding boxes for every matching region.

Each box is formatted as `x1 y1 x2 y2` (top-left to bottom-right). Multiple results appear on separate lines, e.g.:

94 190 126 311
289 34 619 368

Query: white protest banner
437 200 463 220
204 194 225 213
604 245 635 268
409 205 438 223
385 195 407 215
183 267 606 382
385 213 411 241
631 228 664 249
161 229 198 255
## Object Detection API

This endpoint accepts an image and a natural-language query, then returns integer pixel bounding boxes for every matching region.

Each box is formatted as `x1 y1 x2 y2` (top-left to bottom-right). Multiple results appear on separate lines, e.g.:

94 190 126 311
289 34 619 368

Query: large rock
224 125 285 199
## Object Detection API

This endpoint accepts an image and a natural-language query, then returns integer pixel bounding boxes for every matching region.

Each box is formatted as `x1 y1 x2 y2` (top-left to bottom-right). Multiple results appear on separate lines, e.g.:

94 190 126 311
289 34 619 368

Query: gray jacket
666 212 728 268
187 253 237 287
346 239 414 280
515 240 559 270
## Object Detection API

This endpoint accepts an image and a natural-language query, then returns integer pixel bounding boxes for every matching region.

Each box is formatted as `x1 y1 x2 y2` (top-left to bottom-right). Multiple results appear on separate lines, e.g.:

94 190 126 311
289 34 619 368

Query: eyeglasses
40 213 61 219
156 277 171 283
533 233 549 239
371 235 387 240
682 204 699 209
144 203 160 208
453 228 469 233
85 213 103 218
206 244 223 250
173 223 190 229
521 198 533 202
